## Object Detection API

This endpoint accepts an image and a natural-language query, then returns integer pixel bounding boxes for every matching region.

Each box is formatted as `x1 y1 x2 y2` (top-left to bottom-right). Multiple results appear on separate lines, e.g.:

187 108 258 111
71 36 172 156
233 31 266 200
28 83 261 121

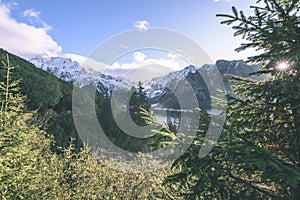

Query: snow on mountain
145 60 259 97
29 56 260 105
144 65 198 99
144 60 260 110
30 56 81 82
97 74 132 96
29 56 132 95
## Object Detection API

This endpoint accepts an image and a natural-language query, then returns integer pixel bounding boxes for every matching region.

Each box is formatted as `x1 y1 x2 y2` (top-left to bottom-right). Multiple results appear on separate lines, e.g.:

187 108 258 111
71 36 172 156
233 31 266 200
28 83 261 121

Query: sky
0 0 260 79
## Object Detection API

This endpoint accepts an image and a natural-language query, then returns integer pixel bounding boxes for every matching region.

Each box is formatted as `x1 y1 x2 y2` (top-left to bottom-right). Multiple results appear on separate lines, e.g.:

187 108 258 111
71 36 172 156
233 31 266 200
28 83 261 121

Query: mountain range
30 55 260 110
0 48 260 151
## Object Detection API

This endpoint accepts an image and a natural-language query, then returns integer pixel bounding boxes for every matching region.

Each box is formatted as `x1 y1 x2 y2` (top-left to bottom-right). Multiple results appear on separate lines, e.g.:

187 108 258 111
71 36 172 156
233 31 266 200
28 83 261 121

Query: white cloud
4 1 18 9
23 9 41 18
167 52 178 60
53 51 185 81
134 20 150 31
109 51 182 71
106 51 186 81
63 53 108 72
23 8 51 30
0 3 62 59
133 51 147 62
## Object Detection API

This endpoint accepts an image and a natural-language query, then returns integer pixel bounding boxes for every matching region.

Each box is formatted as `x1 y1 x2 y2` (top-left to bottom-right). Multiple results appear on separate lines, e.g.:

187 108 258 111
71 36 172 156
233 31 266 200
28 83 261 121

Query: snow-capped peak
180 65 197 76
29 56 132 95
30 56 82 82
29 56 260 102
143 65 198 99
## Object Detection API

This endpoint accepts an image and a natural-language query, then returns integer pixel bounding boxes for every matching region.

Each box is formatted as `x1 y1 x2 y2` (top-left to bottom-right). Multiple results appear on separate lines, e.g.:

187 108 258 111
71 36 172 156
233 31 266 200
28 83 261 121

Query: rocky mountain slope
30 56 260 110
145 60 259 109
30 56 132 96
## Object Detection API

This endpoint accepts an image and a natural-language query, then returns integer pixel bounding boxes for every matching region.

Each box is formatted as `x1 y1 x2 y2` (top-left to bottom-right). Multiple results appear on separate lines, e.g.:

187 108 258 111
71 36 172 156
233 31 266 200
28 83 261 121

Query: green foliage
0 49 63 111
0 49 83 151
0 54 172 199
57 143 172 199
217 0 300 197
0 49 156 153
0 54 63 199
140 107 178 150
149 0 300 199
216 0 300 66
129 81 151 126
3 1 300 197
95 93 153 153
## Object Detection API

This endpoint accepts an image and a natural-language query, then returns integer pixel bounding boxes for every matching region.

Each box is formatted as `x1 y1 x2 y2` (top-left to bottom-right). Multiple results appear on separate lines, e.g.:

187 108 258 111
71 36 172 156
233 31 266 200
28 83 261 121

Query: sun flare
276 62 289 71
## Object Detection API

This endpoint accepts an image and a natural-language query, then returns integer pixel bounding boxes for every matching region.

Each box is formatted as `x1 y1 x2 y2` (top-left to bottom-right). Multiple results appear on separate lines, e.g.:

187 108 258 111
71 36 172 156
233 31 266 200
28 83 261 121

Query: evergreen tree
0 54 172 199
0 54 65 199
129 81 151 126
217 0 300 198
149 0 300 199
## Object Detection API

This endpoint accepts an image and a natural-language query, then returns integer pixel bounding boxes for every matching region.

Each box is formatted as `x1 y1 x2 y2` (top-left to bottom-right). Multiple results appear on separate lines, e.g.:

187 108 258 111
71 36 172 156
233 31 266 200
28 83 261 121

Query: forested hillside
0 54 173 199
0 0 300 199
0 49 156 153
0 49 81 150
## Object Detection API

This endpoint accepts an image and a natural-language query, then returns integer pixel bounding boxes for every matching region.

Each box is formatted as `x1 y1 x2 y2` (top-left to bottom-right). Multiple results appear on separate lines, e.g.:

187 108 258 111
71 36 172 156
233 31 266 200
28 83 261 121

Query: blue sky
0 0 259 76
